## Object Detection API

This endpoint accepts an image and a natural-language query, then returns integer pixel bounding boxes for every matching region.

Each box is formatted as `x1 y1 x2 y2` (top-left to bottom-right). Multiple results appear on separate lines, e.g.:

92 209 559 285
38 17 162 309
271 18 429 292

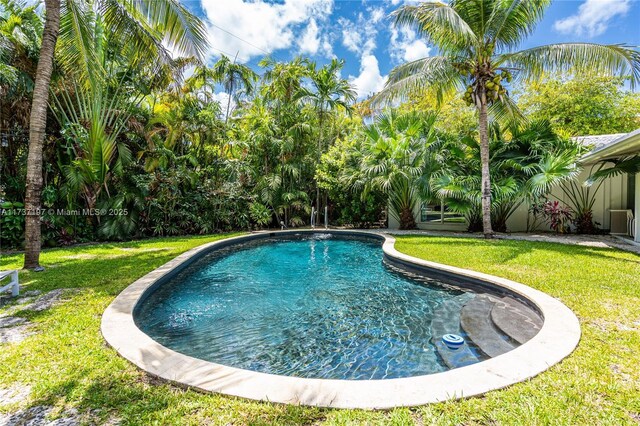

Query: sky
180 0 640 99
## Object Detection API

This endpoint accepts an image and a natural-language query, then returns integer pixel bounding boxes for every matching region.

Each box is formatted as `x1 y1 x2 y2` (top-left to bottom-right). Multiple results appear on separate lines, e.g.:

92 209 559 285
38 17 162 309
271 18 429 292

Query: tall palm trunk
478 90 494 238
315 108 324 225
23 0 61 269
224 53 240 125
224 79 233 125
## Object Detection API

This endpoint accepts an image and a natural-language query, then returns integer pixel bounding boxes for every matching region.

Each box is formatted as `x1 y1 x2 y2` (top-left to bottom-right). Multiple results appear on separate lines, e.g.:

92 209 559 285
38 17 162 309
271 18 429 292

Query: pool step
430 293 480 369
491 297 543 345
460 295 515 358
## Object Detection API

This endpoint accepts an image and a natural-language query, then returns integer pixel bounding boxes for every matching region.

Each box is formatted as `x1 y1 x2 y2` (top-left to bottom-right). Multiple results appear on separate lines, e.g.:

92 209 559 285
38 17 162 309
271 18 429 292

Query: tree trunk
478 92 494 238
23 0 61 269
315 108 324 225
224 79 233 125
399 206 417 230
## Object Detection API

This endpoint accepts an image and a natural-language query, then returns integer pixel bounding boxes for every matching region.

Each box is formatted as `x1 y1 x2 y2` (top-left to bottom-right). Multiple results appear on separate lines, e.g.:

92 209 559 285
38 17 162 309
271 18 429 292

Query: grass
0 233 639 425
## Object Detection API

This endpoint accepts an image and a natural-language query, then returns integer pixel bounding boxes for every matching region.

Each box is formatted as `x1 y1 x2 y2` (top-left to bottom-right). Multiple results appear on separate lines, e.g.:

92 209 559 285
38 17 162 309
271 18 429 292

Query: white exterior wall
388 172 630 233
636 173 640 242
507 171 628 232
387 209 467 231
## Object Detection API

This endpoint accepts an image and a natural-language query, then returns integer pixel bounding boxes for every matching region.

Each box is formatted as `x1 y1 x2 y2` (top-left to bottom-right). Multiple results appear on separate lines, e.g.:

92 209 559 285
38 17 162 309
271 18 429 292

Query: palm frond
100 0 171 67
500 43 640 88
585 155 640 186
57 0 97 79
486 0 550 49
487 94 527 127
450 0 493 40
373 56 462 106
392 2 477 52
133 0 209 59
526 148 582 195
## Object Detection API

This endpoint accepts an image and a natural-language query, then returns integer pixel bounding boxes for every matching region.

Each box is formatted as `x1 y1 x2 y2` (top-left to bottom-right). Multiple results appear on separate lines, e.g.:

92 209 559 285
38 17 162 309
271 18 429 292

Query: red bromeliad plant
542 200 572 233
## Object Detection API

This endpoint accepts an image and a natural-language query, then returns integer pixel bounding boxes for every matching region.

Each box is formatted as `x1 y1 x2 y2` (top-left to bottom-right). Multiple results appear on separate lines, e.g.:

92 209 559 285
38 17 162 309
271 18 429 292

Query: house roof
573 133 627 150
577 128 640 164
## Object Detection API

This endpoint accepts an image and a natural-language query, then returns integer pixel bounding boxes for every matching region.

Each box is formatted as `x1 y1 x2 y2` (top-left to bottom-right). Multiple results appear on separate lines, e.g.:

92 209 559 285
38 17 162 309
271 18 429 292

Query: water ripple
136 235 472 380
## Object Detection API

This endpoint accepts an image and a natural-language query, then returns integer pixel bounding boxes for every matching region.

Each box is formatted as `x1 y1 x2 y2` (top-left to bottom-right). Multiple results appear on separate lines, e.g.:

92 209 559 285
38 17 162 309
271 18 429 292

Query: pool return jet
310 207 316 228
310 206 328 229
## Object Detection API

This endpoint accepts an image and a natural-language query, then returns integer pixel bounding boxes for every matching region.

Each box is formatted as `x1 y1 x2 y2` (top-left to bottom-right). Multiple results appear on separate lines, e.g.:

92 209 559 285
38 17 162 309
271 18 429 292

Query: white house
388 129 640 243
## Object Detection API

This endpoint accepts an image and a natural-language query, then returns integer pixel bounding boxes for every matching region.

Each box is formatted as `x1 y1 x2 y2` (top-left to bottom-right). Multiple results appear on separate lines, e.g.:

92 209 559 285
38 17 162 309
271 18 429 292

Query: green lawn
1 234 639 425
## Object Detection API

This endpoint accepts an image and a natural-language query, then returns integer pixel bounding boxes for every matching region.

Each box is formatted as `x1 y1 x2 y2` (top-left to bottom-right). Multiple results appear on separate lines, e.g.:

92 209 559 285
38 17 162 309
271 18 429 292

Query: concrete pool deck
101 230 581 409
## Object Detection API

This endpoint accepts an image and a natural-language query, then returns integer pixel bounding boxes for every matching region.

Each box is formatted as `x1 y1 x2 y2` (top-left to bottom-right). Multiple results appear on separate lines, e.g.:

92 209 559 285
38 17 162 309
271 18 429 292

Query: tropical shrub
541 200 573 234
358 110 440 230
316 129 386 228
432 121 582 232
0 201 25 248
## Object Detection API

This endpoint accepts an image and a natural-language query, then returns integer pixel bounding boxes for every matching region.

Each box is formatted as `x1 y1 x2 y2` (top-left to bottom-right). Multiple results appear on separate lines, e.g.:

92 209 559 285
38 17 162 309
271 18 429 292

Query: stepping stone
0 316 26 328
433 340 478 369
430 293 481 369
0 383 31 406
460 295 515 358
22 289 66 312
491 297 543 345
0 324 33 344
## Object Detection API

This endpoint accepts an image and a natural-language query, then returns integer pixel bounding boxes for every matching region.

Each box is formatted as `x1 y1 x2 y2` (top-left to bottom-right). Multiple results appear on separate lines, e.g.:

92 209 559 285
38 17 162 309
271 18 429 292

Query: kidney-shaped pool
103 231 581 408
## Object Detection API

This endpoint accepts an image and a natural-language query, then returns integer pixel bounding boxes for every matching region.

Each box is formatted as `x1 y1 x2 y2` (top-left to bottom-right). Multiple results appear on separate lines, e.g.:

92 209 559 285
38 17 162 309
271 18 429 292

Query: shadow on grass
396 236 640 266
31 373 327 425
15 251 180 295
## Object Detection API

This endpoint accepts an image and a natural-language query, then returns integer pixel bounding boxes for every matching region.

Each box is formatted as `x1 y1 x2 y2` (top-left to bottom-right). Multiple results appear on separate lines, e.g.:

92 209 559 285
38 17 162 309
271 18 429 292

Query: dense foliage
518 73 640 136
1 0 639 250
0 0 366 248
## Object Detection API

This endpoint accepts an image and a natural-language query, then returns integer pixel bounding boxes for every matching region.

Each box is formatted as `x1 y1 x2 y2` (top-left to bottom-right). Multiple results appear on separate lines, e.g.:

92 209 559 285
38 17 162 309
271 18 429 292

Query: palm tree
360 110 439 229
23 0 59 270
23 0 208 269
377 0 640 238
586 155 640 185
306 59 356 224
211 54 258 124
259 56 310 104
432 120 582 232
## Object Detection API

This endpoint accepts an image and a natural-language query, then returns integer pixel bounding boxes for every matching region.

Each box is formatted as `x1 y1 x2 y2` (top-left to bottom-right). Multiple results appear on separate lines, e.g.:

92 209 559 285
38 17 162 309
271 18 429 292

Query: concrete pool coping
101 230 581 409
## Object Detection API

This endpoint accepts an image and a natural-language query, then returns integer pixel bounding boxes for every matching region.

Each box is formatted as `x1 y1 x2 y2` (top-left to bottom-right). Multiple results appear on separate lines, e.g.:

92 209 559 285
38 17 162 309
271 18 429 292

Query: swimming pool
102 230 581 408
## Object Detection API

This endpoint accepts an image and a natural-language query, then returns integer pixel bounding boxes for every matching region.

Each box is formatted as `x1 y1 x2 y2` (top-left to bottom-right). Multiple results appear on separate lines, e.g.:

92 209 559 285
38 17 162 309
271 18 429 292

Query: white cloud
211 92 235 118
339 7 389 99
390 27 431 63
340 21 363 54
298 19 320 55
321 36 335 58
554 0 631 37
371 7 386 24
350 54 387 99
338 7 384 56
200 0 334 62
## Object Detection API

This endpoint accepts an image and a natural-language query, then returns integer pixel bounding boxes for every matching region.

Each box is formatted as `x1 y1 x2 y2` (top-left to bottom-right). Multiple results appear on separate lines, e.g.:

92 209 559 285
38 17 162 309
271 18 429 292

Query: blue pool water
135 233 473 380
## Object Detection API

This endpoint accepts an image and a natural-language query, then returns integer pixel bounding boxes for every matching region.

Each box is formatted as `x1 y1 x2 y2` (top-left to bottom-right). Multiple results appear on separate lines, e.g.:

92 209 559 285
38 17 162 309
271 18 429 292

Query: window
420 201 465 224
